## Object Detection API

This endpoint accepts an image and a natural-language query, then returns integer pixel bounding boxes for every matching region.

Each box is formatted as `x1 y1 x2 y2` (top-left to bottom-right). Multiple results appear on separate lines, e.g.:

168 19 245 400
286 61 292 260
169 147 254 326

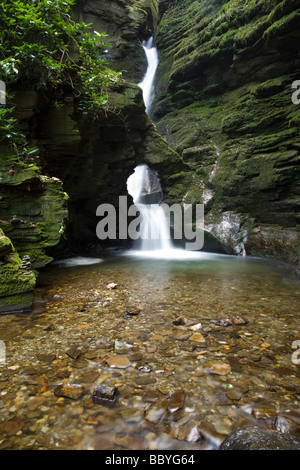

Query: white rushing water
138 37 159 114
128 40 226 261
126 165 224 260
127 164 172 252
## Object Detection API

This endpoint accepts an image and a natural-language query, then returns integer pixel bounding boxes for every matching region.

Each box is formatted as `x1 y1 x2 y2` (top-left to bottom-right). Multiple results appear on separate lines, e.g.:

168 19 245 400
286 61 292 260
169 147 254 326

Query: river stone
172 316 186 325
189 333 206 343
0 419 25 436
92 384 118 407
251 404 277 419
233 315 248 325
220 426 300 450
145 404 166 424
274 414 300 435
167 389 185 413
204 361 231 376
106 355 132 369
54 383 86 400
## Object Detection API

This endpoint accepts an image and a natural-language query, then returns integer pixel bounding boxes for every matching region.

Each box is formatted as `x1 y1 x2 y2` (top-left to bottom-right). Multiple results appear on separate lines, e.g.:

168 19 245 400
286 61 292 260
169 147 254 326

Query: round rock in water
220 426 300 450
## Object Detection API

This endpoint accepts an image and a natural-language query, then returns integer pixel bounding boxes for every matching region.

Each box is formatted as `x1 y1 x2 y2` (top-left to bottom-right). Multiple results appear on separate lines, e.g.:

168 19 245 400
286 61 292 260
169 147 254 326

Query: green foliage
0 0 121 150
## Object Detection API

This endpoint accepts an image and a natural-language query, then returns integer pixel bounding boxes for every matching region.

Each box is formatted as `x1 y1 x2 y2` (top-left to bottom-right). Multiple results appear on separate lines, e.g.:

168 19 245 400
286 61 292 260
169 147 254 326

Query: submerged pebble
0 254 299 450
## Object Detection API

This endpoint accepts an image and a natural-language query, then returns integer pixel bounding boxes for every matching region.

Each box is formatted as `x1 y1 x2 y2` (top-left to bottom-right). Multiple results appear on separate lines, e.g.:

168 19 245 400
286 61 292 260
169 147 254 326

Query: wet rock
197 420 227 447
113 434 148 450
94 339 113 350
172 316 186 326
167 389 185 413
92 384 118 407
27 396 46 411
204 360 231 376
212 319 232 327
138 365 153 373
170 331 191 341
220 426 300 450
145 403 166 423
135 375 157 385
114 340 134 354
36 353 56 363
106 283 117 289
0 419 24 436
66 345 82 359
251 404 277 419
120 408 144 423
189 323 202 331
106 355 132 369
274 414 300 435
172 420 201 442
125 306 141 316
189 333 206 343
56 369 71 379
143 389 160 403
233 315 248 325
54 383 86 400
226 388 243 401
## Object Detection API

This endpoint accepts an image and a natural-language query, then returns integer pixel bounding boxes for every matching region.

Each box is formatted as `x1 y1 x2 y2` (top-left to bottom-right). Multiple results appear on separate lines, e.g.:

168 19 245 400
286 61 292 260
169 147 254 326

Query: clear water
0 250 299 450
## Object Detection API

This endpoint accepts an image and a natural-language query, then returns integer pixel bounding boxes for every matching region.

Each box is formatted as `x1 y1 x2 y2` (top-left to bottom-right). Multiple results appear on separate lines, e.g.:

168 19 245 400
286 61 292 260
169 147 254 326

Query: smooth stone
0 419 24 436
143 389 160 403
106 355 132 369
220 426 300 450
167 389 186 413
226 388 243 400
204 361 231 376
27 396 46 411
36 353 56 363
145 404 166 424
135 375 157 385
113 434 148 450
233 315 248 325
251 404 277 419
172 317 186 326
66 346 82 359
92 384 118 407
189 333 206 343
54 383 86 400
197 420 227 447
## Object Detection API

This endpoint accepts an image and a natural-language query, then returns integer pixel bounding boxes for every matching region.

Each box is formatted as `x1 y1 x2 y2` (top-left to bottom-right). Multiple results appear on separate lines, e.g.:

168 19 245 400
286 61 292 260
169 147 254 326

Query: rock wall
0 147 68 313
73 0 160 82
153 0 300 265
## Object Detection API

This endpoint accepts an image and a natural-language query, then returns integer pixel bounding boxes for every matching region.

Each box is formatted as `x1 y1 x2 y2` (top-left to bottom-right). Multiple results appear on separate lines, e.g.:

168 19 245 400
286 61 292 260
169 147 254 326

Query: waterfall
127 165 173 252
138 37 159 115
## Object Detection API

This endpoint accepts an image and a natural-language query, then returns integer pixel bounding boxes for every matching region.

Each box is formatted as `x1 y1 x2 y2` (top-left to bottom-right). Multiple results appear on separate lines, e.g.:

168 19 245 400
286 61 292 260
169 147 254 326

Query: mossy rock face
152 0 300 263
0 153 68 270
73 0 160 82
0 229 36 314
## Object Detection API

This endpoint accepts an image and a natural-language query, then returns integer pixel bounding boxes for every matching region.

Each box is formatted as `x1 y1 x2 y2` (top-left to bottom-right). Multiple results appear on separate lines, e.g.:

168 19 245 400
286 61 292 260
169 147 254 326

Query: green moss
19 248 53 269
0 228 15 256
263 9 300 40
0 290 34 314
0 255 36 298
0 155 40 185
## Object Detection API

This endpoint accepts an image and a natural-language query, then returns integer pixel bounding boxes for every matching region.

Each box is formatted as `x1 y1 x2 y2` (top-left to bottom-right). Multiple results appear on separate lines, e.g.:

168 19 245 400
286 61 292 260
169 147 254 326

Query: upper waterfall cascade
138 37 159 115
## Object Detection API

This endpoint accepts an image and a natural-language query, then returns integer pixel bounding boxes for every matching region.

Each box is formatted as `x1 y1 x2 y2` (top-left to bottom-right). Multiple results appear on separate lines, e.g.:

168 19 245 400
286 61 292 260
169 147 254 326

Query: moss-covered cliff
0 149 68 313
153 0 300 263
